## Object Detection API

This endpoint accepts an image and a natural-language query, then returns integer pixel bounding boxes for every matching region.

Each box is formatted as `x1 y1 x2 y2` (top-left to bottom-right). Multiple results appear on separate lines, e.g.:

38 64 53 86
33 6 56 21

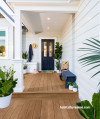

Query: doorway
42 39 54 70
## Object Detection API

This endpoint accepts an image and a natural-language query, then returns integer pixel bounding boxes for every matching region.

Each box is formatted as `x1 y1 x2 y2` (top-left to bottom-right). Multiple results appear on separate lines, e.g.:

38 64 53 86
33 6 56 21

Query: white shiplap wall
61 0 100 102
0 19 13 68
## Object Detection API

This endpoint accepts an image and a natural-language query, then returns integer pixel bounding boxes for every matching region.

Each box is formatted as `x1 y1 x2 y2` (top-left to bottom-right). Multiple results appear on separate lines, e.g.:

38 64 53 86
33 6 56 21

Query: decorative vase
0 94 12 108
23 69 27 74
73 88 78 92
69 85 73 90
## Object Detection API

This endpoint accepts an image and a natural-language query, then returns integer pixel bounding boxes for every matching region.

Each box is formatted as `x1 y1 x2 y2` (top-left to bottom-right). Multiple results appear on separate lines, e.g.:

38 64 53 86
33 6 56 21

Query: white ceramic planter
24 59 27 63
73 88 78 92
69 85 73 90
0 94 12 108
56 70 60 73
23 69 27 74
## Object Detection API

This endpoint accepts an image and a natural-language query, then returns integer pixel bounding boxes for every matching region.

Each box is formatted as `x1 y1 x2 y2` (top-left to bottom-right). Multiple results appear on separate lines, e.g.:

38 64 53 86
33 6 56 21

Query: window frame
0 27 8 59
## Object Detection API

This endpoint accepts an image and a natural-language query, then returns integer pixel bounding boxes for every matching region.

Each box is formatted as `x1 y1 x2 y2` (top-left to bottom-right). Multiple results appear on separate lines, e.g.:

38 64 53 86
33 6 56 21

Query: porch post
13 8 24 92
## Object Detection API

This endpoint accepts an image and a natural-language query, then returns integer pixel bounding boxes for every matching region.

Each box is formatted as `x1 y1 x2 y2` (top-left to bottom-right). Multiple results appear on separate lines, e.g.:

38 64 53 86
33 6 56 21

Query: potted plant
0 66 18 108
22 51 28 63
73 82 78 92
54 42 62 73
23 64 28 74
68 82 73 90
76 92 100 119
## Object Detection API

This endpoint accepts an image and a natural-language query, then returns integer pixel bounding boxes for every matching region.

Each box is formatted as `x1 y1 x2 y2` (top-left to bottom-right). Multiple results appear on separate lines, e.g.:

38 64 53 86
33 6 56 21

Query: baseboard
14 86 24 93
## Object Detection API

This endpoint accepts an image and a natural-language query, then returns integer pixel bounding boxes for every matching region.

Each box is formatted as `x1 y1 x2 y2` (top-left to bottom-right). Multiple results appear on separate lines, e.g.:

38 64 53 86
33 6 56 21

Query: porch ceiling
6 0 80 34
22 11 70 34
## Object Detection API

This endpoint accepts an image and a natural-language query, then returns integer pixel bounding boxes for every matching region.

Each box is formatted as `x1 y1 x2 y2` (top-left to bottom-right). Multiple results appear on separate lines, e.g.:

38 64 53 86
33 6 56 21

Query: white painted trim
7 0 71 4
0 27 9 59
19 6 78 13
39 37 57 71
14 85 24 93
0 9 15 26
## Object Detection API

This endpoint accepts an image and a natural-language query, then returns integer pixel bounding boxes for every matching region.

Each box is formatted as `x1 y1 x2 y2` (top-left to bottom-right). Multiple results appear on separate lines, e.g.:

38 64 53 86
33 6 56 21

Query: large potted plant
22 51 28 63
0 66 18 108
76 38 100 118
54 42 62 73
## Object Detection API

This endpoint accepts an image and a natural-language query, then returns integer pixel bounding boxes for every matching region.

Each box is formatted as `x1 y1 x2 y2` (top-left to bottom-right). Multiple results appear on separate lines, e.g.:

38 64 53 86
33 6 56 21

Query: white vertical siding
61 0 100 102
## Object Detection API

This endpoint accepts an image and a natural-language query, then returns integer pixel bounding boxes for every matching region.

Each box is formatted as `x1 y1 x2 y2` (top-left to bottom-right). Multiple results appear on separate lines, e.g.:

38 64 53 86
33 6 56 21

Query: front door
42 39 54 70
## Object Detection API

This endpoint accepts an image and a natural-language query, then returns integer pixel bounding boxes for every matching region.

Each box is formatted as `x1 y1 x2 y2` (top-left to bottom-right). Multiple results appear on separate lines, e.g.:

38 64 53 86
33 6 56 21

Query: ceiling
22 11 70 34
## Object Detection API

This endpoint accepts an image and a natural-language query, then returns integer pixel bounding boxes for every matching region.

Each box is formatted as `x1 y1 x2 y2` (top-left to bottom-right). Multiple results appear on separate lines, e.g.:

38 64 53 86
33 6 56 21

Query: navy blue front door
42 39 54 70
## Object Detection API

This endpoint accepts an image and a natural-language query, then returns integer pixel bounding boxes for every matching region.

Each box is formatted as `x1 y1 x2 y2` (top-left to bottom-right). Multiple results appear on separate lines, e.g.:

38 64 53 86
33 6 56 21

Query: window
44 42 47 57
0 28 8 58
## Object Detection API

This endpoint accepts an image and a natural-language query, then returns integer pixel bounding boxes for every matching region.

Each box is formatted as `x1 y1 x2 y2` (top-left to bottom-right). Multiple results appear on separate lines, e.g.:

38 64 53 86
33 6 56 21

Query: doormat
42 70 54 73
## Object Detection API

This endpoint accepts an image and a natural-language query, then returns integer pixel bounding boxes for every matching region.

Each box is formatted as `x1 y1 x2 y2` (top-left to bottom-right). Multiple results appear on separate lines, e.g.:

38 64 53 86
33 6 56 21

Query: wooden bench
60 71 76 88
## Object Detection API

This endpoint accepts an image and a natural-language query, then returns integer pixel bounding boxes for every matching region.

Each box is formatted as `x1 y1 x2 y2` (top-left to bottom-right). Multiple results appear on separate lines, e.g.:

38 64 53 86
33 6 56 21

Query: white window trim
0 27 9 59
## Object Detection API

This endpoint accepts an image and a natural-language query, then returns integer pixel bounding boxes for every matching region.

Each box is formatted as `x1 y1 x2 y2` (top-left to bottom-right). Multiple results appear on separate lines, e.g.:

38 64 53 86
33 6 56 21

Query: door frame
39 37 57 71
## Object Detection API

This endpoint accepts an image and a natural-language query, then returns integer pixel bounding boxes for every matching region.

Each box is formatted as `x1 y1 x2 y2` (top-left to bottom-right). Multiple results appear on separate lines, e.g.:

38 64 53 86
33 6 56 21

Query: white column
13 8 24 92
15 8 22 59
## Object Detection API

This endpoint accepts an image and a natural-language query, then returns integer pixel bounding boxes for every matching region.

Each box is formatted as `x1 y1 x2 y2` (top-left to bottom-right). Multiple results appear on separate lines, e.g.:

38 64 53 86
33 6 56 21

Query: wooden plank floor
0 94 84 119
0 72 84 119
24 72 75 93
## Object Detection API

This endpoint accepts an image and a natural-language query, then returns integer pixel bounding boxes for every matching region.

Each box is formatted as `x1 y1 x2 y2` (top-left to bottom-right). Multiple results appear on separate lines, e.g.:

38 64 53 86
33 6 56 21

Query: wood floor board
48 99 55 119
32 100 42 119
53 99 63 119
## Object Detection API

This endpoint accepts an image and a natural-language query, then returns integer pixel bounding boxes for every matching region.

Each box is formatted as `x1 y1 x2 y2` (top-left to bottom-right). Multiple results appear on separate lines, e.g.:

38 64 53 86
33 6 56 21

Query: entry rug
42 70 54 73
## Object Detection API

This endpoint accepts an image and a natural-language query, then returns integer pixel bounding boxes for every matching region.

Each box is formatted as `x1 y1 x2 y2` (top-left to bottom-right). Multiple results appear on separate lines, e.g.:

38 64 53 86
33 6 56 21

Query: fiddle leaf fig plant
0 66 18 97
54 42 62 70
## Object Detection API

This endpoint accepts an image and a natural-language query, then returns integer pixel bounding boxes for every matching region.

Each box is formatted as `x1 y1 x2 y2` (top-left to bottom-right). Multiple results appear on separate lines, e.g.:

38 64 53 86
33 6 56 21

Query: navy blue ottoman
60 71 76 88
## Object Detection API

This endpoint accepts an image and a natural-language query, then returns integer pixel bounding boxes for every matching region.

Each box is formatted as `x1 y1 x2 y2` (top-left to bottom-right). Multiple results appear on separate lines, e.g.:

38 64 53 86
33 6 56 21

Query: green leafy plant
54 42 62 70
0 66 18 97
56 60 60 70
73 82 78 88
77 38 100 118
23 64 28 70
22 51 28 59
68 82 73 86
78 38 100 78
76 93 100 119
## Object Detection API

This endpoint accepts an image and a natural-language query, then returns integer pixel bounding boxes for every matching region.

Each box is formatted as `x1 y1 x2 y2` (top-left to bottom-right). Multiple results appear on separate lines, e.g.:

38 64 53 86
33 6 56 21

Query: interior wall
61 0 100 102
0 18 13 68
22 31 61 70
